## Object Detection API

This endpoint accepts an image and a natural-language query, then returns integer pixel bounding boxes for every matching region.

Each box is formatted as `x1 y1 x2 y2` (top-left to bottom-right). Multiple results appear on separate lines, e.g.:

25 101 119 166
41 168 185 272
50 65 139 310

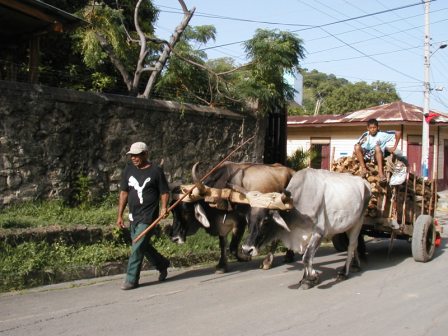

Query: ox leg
299 233 322 290
216 235 228 273
284 249 295 263
260 241 294 270
338 226 362 280
260 241 278 270
229 222 251 262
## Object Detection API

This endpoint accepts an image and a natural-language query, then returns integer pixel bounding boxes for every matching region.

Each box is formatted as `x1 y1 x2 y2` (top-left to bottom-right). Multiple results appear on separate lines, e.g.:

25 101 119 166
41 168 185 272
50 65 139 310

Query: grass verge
0 195 225 292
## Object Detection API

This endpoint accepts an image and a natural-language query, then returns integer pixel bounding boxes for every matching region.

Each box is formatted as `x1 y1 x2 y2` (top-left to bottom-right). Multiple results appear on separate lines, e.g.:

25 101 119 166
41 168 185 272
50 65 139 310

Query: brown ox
170 161 295 272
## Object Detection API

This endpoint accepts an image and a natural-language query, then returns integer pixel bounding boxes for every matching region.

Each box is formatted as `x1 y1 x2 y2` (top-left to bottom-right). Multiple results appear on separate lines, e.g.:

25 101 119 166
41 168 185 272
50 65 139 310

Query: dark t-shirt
120 163 169 225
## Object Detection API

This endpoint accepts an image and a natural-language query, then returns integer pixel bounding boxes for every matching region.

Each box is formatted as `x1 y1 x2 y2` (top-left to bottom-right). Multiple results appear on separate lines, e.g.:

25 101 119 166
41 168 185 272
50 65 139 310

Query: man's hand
116 216 126 229
117 191 128 229
159 208 169 219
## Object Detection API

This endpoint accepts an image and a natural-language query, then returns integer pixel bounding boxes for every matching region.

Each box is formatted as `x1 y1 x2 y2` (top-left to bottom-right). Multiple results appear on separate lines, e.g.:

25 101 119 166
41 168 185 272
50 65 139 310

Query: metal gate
263 107 287 165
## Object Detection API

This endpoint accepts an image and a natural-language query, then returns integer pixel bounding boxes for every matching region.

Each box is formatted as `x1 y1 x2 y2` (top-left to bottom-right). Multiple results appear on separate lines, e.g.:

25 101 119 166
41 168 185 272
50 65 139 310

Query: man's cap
126 142 148 155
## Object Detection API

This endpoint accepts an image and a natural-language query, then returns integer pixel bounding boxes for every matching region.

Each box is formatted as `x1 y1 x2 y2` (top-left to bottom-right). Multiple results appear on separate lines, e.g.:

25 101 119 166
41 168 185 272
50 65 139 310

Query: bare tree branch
181 83 211 106
155 39 251 78
217 63 252 76
95 32 132 91
140 0 195 98
132 0 148 95
115 0 139 44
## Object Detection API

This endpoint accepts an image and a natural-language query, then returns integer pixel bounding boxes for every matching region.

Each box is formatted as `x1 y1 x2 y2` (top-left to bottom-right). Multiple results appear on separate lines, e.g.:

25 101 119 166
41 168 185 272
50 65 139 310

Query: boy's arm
389 130 402 153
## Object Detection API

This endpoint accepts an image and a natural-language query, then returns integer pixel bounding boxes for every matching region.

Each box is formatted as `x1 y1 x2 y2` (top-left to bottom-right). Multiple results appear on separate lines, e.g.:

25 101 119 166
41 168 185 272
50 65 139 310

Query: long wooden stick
132 135 255 243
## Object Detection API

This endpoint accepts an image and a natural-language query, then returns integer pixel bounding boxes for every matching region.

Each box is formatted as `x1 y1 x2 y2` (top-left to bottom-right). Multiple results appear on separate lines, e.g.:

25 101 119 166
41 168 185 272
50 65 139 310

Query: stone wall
0 81 262 207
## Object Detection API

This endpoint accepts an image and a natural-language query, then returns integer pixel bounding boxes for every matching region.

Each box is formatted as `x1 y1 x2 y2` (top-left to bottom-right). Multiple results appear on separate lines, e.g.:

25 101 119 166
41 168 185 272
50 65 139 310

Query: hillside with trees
289 69 400 115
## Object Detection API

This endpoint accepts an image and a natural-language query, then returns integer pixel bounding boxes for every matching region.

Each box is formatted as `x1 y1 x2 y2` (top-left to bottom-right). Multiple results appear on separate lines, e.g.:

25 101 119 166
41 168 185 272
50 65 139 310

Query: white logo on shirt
128 176 151 204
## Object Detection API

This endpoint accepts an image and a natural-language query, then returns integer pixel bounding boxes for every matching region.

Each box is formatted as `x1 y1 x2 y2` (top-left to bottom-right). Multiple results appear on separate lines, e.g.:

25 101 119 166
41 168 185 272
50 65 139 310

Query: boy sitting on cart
354 118 402 183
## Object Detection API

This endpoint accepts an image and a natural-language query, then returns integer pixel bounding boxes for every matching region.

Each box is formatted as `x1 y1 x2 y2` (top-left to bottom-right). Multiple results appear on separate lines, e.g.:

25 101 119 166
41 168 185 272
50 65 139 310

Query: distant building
287 101 448 189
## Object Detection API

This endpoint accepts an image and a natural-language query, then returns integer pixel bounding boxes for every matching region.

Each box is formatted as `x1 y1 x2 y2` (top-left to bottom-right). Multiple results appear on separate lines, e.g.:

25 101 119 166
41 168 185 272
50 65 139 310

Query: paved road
1 228 448 336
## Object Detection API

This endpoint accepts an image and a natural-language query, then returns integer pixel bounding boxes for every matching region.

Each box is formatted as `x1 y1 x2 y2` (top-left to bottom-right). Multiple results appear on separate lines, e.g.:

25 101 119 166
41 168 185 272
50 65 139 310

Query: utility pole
421 0 430 179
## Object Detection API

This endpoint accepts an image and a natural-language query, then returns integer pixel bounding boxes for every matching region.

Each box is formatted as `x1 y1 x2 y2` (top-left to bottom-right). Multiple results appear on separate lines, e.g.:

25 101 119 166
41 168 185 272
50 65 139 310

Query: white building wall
287 122 447 188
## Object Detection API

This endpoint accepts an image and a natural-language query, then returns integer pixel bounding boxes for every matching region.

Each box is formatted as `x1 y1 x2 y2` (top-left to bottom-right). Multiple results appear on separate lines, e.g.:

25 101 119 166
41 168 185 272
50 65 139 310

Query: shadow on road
286 236 448 290
138 237 447 290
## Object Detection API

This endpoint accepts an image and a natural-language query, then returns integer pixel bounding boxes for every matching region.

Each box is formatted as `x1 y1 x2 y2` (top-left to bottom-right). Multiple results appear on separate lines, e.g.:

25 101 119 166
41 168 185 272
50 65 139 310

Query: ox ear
194 203 210 228
271 211 290 232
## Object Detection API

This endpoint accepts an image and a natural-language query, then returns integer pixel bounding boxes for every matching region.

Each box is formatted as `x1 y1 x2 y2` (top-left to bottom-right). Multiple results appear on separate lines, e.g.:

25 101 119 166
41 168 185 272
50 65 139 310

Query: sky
153 0 448 113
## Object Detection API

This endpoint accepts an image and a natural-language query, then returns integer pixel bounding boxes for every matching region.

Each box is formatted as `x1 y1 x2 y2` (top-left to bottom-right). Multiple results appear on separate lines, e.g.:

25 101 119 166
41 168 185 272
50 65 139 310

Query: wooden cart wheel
332 233 349 252
331 234 366 255
412 215 436 262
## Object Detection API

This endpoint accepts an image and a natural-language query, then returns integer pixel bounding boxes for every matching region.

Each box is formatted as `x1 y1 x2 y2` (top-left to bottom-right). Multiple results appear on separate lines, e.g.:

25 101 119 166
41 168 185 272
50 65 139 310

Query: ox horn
281 190 292 204
192 162 207 195
192 162 201 182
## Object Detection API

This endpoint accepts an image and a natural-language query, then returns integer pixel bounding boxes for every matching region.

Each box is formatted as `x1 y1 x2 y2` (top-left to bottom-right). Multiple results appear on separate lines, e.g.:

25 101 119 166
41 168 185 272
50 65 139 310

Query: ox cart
332 167 442 262
175 162 442 264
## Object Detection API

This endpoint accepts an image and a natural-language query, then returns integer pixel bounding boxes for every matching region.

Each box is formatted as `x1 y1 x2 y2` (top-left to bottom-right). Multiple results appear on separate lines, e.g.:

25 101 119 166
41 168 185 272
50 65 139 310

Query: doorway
406 135 434 177
310 138 331 170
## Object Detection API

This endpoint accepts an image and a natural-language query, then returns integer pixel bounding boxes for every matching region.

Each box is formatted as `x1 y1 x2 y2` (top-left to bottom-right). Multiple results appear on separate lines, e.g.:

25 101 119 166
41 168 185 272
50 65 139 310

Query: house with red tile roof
287 101 448 189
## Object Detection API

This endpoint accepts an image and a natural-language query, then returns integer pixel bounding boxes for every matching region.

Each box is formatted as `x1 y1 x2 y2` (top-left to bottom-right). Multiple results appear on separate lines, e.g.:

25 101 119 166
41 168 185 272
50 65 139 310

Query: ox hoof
215 265 228 274
336 272 348 281
284 250 295 263
260 254 274 270
299 279 317 290
299 275 320 290
299 281 313 290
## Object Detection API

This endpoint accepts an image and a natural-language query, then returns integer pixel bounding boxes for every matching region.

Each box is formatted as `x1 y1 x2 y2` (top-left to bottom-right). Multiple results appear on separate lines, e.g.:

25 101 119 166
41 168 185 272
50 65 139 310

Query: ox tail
362 180 372 214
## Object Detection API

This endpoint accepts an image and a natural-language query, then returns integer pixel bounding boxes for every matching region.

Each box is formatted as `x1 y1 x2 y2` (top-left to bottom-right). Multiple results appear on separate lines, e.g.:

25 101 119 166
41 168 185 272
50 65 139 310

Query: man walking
116 142 170 290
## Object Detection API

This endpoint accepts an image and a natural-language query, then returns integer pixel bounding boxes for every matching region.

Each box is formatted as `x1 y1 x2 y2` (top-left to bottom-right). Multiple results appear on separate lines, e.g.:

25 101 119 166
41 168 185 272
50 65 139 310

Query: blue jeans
125 222 169 284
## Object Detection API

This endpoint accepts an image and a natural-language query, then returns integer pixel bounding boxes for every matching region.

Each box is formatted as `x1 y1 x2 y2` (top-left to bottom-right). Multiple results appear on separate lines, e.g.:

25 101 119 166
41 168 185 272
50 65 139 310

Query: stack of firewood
331 156 388 217
330 156 435 218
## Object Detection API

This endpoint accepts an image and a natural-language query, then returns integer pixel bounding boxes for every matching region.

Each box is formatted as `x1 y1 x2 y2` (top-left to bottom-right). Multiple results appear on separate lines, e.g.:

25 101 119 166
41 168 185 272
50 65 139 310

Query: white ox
242 168 371 289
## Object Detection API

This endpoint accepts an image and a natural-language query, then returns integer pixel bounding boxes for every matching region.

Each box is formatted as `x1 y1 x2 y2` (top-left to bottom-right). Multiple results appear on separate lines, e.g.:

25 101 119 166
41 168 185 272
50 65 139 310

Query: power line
305 39 447 66
290 0 434 33
305 44 420 64
157 8 315 27
308 19 448 55
342 0 422 45
309 0 419 54
373 0 423 43
317 26 422 82
195 1 433 51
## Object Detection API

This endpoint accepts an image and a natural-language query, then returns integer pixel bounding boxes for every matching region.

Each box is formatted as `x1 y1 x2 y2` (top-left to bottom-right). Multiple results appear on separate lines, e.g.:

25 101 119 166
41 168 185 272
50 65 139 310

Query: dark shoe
158 263 169 282
121 281 138 290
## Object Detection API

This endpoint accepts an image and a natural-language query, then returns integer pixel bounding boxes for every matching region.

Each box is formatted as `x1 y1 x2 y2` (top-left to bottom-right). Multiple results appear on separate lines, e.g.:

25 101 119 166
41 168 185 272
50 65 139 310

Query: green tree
156 28 306 111
154 25 218 104
238 29 306 113
288 69 400 115
288 69 349 115
286 148 317 171
73 0 161 95
321 81 400 114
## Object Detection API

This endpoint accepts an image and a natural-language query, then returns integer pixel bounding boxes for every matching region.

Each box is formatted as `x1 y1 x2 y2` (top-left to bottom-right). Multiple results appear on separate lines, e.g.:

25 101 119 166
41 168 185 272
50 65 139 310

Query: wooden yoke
172 184 294 210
